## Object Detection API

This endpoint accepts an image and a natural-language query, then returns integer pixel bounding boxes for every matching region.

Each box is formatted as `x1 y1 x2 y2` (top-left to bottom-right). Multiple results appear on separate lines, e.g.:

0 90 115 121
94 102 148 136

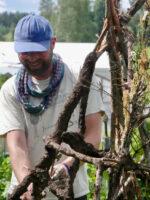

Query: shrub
0 73 12 89
0 151 11 199
87 163 109 199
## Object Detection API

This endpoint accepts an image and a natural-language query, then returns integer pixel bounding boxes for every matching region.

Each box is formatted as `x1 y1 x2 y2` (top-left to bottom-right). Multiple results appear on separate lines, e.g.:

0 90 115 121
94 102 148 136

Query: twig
94 164 104 200
122 0 147 23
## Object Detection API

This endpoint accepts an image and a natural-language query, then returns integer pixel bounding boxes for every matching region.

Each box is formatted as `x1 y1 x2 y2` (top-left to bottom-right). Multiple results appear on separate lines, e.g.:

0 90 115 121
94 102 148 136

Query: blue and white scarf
15 53 65 115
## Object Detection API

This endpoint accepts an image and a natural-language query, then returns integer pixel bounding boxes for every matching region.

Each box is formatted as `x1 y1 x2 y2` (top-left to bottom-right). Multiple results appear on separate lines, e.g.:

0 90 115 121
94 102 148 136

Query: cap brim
14 40 50 53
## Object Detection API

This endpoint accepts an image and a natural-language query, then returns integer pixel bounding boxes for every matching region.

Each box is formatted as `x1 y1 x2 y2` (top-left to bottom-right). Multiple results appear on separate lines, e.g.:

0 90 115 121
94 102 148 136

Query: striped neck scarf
15 53 65 115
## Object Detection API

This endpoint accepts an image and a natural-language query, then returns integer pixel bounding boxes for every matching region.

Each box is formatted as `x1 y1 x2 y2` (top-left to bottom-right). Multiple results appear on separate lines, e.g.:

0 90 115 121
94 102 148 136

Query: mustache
24 59 42 65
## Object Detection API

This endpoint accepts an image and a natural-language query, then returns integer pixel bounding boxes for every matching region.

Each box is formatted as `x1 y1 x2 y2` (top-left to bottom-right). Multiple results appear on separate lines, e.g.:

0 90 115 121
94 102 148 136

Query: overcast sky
0 0 130 14
0 0 40 13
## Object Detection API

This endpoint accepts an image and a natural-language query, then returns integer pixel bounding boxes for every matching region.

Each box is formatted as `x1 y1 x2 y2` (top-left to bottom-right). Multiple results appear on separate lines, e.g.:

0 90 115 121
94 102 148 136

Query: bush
0 151 11 199
0 74 12 199
0 73 12 89
87 163 109 199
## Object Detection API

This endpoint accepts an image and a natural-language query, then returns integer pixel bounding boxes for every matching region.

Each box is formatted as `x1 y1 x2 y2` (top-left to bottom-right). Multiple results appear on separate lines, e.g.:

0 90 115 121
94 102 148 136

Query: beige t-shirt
0 65 105 199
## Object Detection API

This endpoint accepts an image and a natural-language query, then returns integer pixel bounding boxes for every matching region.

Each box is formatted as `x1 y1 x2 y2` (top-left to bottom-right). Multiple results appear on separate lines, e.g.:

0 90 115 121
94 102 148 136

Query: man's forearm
10 146 31 183
7 130 31 183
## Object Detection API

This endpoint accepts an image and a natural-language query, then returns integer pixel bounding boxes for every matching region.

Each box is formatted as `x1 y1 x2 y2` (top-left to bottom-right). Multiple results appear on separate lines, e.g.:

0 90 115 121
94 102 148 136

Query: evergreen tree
93 0 105 34
0 12 28 41
40 0 54 18
39 0 58 34
55 0 97 42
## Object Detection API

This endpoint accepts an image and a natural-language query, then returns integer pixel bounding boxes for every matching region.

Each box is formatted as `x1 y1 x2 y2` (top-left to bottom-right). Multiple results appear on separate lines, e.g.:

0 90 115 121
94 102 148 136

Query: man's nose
26 52 39 61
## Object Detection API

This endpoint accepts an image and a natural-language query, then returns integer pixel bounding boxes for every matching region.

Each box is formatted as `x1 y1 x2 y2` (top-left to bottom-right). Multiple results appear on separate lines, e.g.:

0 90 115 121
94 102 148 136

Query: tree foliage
40 0 97 42
0 73 12 89
39 0 147 42
0 12 28 41
93 0 105 34
39 0 58 35
57 0 97 42
0 151 12 200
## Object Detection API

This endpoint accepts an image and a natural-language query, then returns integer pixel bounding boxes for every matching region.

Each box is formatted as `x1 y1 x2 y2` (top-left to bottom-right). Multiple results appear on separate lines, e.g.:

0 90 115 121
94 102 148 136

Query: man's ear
51 37 56 49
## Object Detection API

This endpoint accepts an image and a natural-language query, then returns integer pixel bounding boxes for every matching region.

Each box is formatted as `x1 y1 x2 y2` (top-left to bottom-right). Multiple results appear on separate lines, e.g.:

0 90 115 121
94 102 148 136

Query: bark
94 164 104 200
121 0 147 23
139 123 150 165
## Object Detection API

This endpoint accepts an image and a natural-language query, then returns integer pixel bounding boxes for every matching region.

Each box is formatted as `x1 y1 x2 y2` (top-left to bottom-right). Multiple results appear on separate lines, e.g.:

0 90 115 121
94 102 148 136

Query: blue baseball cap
14 14 53 53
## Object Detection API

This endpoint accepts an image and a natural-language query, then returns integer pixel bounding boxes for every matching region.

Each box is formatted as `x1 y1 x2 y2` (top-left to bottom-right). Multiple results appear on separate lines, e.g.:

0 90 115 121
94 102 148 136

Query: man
0 14 105 199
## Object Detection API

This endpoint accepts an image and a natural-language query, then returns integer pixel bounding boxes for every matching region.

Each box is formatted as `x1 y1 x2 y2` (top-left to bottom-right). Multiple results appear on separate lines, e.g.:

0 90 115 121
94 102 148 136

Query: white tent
0 42 110 74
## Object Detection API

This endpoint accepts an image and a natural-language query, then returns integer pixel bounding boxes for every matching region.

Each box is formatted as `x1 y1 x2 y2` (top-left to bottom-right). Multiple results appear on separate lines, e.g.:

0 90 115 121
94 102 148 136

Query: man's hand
21 184 33 200
21 191 32 200
49 163 70 189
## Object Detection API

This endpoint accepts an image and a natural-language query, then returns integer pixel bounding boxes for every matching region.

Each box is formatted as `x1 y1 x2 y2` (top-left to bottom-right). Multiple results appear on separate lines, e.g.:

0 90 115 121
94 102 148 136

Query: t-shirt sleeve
0 78 25 136
86 75 105 116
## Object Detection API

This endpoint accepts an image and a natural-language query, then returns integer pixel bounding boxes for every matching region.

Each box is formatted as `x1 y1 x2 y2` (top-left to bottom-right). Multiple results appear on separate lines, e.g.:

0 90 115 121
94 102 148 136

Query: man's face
18 50 53 77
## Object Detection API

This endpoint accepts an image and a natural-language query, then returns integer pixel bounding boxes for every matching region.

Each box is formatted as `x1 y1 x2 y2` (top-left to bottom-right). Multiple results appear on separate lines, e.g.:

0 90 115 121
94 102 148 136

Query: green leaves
87 164 109 199
0 12 28 41
0 151 12 199
0 74 12 199
0 73 12 89
39 0 105 42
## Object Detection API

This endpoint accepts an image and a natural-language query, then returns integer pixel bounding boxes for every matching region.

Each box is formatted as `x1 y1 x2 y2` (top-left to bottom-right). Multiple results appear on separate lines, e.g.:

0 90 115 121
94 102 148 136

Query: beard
21 55 52 77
